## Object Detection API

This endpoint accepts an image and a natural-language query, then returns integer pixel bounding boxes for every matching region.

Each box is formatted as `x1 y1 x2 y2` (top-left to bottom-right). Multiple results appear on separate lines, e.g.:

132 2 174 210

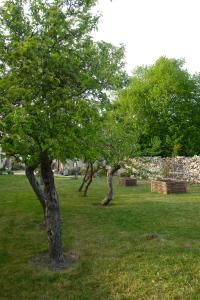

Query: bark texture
101 165 121 206
82 163 102 196
83 162 93 197
25 164 46 220
79 161 104 197
40 151 64 265
78 163 90 192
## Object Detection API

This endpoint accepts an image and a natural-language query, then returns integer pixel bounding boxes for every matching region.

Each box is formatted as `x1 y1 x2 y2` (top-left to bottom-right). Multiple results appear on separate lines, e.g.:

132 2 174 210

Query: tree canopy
0 0 127 165
119 57 200 156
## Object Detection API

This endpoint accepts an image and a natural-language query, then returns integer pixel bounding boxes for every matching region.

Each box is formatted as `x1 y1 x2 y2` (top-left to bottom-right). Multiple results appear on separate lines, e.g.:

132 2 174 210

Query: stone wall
129 156 200 183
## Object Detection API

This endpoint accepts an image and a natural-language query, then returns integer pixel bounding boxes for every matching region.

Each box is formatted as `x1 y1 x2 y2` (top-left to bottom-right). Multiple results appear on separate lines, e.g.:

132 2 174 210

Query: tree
119 57 200 157
100 104 138 206
0 0 127 266
76 108 106 197
74 100 138 203
78 160 105 196
75 102 104 196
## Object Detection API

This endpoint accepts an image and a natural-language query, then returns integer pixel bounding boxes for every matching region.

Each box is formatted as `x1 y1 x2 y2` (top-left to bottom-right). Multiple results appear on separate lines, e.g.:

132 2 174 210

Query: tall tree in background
0 0 127 266
119 57 200 157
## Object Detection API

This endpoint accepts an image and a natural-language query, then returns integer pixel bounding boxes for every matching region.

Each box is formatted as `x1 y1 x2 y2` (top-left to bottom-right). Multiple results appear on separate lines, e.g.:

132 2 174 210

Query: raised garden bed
119 177 137 187
151 179 187 194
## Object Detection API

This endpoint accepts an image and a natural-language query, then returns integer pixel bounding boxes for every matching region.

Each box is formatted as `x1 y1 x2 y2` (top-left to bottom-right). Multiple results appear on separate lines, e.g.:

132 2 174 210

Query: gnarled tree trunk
78 163 90 192
83 162 93 197
25 164 46 222
40 151 64 266
101 164 121 206
81 163 102 197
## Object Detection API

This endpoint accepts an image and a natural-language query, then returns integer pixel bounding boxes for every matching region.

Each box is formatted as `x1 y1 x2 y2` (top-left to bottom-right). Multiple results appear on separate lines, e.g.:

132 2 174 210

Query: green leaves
0 0 127 164
119 56 200 157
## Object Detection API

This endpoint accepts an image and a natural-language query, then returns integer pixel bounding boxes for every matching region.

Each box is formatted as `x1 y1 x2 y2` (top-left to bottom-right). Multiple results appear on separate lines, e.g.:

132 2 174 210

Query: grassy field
1 175 200 299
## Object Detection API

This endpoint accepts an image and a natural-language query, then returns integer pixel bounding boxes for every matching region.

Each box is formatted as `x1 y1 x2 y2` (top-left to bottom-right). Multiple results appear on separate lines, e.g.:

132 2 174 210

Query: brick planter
119 177 137 187
151 179 187 194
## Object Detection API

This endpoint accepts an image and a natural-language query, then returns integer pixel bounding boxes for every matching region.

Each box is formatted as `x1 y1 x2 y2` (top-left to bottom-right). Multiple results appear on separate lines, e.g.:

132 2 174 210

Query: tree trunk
39 165 44 186
83 162 93 197
25 164 46 222
74 160 78 179
40 151 65 266
82 163 102 197
78 163 90 192
101 165 121 206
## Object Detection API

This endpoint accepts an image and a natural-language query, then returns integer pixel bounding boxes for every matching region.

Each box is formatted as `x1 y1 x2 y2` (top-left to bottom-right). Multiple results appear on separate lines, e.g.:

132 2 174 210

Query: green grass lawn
1 175 200 300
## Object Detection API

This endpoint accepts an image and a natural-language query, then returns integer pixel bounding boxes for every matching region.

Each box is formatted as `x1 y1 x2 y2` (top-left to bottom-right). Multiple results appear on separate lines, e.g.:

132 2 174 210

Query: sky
93 0 200 75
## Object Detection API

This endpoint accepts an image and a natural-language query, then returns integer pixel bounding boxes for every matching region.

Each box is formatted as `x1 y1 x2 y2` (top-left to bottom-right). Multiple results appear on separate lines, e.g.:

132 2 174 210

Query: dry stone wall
129 156 200 183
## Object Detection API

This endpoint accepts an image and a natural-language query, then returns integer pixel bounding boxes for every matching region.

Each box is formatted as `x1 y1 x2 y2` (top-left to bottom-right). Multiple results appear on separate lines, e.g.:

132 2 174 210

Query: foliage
0 168 14 175
100 103 139 168
11 161 25 171
7 170 14 175
96 168 106 177
119 170 131 177
77 101 139 187
119 57 200 156
0 0 127 165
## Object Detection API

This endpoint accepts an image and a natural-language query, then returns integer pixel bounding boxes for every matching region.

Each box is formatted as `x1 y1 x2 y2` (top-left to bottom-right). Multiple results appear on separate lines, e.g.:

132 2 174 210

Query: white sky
93 0 200 75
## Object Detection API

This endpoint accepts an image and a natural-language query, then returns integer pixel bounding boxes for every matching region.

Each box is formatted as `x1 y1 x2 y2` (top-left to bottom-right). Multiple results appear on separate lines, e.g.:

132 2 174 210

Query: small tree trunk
102 165 121 206
40 151 64 266
82 164 102 197
78 163 90 192
74 160 78 179
25 164 46 222
83 162 93 197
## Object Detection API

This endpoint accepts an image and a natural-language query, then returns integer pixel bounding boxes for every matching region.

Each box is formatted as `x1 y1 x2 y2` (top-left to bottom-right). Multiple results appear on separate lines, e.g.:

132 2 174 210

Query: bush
80 168 87 176
12 162 25 171
0 170 13 175
67 168 81 176
97 168 106 177
120 171 130 177
7 170 14 175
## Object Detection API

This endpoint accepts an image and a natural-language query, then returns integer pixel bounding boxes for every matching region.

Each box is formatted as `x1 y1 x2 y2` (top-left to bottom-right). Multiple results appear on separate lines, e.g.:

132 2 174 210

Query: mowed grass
1 176 200 299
